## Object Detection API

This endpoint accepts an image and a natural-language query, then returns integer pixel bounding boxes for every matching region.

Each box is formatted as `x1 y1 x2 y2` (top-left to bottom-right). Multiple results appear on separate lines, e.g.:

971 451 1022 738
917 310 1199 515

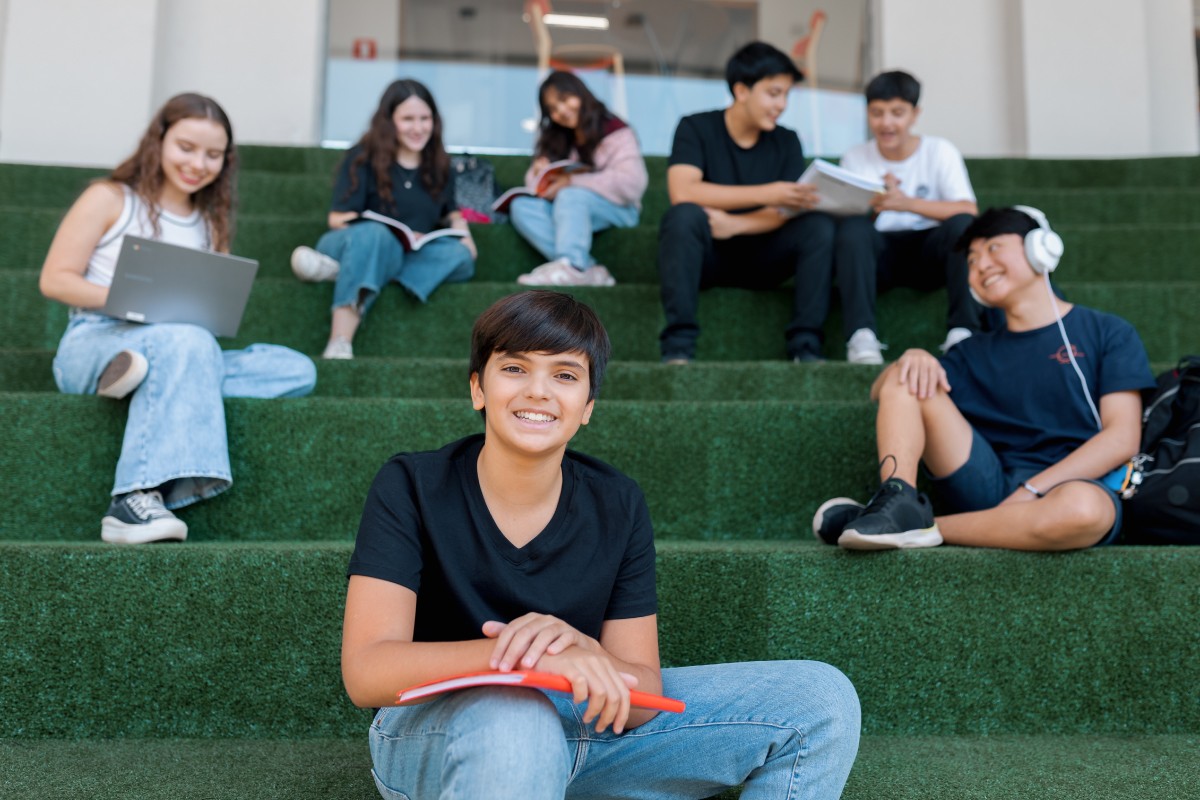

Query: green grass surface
3 542 1197 739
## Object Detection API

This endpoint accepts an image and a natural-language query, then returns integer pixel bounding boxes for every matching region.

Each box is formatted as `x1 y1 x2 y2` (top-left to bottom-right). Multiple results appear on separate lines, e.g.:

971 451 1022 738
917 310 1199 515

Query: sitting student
342 290 860 799
658 41 835 364
291 78 476 359
38 93 316 544
833 70 981 364
512 70 648 287
813 207 1156 551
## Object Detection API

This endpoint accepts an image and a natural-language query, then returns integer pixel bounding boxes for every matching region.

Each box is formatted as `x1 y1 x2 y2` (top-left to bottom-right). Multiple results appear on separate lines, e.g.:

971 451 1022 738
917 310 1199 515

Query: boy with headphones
814 207 1156 551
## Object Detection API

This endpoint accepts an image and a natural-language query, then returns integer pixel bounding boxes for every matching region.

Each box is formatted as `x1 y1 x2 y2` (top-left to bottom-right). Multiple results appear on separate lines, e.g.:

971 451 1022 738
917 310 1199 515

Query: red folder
396 670 686 713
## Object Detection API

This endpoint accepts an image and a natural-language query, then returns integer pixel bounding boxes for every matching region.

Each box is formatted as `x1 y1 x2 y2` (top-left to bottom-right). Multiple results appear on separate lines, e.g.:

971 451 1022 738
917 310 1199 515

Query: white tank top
84 185 211 288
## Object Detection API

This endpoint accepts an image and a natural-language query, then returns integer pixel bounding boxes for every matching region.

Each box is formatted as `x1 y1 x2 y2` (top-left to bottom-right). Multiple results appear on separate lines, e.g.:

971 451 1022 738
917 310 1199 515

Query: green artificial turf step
2 734 1196 800
7 204 1200 286
2 542 1197 739
2 392 882 541
4 274 1199 363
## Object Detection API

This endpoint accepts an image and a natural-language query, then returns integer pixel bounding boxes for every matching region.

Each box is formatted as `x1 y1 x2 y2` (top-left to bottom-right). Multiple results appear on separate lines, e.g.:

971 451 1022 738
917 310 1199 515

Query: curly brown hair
109 93 237 252
343 78 449 206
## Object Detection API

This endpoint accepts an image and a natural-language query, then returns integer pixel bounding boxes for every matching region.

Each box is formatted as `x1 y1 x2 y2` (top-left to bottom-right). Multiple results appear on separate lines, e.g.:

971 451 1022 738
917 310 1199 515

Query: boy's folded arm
1020 390 1143 493
667 164 789 211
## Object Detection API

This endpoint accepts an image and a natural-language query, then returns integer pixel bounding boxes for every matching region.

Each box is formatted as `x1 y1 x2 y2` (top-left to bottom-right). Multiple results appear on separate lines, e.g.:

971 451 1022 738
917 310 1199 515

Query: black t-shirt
347 435 658 643
940 306 1156 474
330 144 456 232
668 109 805 211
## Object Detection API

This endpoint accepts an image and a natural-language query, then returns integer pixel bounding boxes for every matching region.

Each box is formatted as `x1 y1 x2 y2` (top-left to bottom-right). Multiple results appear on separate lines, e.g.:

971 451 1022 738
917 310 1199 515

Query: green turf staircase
2 148 1198 798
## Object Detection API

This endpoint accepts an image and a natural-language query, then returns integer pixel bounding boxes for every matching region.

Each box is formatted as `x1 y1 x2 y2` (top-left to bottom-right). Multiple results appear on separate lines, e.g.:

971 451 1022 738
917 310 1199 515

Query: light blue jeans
368 660 860 800
317 221 475 316
509 187 639 269
53 313 316 508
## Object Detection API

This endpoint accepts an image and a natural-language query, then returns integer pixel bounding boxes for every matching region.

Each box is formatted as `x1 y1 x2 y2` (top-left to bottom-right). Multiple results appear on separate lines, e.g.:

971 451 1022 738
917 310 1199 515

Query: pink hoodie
523 125 648 210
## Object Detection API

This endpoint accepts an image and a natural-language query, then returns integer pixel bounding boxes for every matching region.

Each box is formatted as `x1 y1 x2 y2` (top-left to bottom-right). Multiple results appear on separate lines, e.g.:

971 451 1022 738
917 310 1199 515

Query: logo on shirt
915 184 930 199
1050 344 1087 364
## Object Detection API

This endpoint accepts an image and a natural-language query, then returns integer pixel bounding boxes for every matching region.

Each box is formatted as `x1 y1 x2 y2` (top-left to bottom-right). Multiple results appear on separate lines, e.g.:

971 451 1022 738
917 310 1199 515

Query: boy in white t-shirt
832 71 982 364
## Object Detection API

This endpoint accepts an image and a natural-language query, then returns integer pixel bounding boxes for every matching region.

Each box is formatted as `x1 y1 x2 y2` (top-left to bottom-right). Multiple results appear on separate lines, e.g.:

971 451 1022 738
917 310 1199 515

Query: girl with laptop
289 78 477 360
38 93 316 545
510 70 648 287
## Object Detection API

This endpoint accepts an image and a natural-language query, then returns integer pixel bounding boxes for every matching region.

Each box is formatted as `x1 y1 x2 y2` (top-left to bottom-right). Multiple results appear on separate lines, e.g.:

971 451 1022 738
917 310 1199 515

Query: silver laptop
103 236 258 338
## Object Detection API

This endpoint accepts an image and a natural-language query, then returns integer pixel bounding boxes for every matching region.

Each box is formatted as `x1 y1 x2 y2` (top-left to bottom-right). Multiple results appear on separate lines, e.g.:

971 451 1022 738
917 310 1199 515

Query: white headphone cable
1045 270 1102 430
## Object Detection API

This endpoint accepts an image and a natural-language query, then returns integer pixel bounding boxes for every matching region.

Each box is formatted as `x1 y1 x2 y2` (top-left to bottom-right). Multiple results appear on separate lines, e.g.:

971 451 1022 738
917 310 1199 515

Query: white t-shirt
84 185 210 288
839 135 975 232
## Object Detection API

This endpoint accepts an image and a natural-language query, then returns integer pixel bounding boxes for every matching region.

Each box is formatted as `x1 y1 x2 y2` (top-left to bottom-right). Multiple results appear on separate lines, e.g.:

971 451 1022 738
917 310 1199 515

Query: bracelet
1021 482 1044 498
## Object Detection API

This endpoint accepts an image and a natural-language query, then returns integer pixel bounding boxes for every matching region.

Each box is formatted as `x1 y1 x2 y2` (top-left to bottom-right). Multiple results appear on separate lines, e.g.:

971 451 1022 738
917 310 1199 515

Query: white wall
0 0 159 166
758 0 869 91
1146 0 1200 154
327 0 400 59
152 0 325 149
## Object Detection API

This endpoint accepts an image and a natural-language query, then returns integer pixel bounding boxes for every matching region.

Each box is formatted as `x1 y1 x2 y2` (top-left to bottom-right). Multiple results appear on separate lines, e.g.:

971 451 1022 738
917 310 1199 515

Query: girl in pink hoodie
513 71 648 287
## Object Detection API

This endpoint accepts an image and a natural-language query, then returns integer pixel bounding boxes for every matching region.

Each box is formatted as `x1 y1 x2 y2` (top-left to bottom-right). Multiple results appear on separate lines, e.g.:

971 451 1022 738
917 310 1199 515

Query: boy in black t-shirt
343 290 860 798
815 208 1155 552
658 41 836 363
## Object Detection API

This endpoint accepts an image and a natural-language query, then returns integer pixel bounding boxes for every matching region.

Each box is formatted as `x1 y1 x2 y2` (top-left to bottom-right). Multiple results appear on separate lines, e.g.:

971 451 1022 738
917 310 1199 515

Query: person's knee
1034 482 1115 549
833 214 874 248
784 661 861 748
941 213 974 239
153 324 222 367
659 202 709 241
449 689 567 787
552 186 591 209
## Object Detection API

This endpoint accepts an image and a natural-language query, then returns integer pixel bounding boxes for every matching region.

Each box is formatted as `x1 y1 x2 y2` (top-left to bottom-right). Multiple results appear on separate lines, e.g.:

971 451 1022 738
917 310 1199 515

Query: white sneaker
322 336 353 360
939 327 973 352
517 257 616 287
291 246 340 282
97 350 148 399
846 328 886 365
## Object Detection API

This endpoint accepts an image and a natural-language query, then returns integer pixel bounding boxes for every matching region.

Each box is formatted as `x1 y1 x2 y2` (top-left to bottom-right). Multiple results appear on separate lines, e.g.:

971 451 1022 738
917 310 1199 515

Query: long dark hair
344 78 450 204
109 93 237 252
534 71 614 166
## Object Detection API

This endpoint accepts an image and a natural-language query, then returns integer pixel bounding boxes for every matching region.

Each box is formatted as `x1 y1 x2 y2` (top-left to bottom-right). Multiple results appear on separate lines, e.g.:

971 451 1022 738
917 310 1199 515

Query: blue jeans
53 313 316 508
509 187 639 268
369 660 860 800
317 222 475 315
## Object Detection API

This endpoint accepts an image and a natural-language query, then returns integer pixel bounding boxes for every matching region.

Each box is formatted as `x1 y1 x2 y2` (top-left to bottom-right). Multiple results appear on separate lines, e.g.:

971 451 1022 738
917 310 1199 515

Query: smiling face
471 350 595 458
866 98 920 158
734 73 794 132
967 233 1038 309
392 95 434 159
159 117 228 203
542 87 582 131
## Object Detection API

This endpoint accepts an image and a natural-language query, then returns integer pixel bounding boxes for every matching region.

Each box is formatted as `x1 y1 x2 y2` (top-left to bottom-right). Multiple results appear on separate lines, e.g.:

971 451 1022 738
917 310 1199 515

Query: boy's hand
871 173 910 213
538 646 639 734
483 614 596 672
894 348 951 399
768 181 819 211
704 208 743 240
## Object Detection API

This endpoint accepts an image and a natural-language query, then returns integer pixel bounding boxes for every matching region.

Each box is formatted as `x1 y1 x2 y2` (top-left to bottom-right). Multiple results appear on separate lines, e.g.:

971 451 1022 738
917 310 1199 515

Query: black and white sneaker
100 490 188 544
812 497 865 545
838 478 942 550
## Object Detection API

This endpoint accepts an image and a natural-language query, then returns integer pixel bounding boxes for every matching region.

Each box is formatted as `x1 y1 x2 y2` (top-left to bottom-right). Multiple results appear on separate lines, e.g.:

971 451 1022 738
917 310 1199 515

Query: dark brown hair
109 93 237 252
343 78 449 205
470 291 612 418
534 70 615 166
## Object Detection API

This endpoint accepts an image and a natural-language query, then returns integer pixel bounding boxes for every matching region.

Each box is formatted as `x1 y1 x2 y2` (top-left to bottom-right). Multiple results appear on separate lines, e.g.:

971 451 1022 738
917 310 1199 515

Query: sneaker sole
97 351 148 399
838 525 943 550
811 497 864 543
101 516 188 545
290 247 339 282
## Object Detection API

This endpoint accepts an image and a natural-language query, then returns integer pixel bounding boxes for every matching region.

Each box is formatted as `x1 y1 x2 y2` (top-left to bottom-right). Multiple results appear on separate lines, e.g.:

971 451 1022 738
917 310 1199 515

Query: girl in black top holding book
290 79 476 360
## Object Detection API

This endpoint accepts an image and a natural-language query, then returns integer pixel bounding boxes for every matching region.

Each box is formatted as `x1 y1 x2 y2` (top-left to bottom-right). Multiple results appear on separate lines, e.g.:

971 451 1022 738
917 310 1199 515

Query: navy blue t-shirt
347 435 658 643
668 109 805 213
330 144 456 233
940 306 1155 474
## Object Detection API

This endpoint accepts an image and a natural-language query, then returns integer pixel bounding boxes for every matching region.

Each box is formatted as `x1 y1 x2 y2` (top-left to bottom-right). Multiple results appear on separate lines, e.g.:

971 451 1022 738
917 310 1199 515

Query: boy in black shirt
343 290 860 798
658 41 835 363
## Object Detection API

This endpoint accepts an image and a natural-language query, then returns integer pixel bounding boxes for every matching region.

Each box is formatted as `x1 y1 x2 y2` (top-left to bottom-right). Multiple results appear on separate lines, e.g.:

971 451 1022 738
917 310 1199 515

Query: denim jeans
369 660 860 800
509 187 639 268
317 221 475 316
53 313 316 508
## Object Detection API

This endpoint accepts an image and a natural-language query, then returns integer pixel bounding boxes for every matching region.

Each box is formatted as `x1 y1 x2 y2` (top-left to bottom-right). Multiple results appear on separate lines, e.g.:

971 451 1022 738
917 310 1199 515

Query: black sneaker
100 490 188 544
812 497 865 545
838 478 942 550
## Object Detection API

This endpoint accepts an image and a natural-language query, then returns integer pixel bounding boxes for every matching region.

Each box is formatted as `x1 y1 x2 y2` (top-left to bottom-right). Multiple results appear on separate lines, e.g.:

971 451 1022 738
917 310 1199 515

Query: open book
491 160 588 213
794 159 885 216
396 670 687 713
353 209 467 252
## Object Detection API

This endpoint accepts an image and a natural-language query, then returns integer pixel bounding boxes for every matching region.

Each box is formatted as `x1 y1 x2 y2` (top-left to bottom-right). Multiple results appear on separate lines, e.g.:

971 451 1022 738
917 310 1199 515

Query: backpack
1120 356 1200 544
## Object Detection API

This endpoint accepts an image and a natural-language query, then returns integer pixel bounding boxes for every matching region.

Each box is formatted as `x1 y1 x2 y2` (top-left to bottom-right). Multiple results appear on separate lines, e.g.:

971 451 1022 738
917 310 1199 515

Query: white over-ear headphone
969 205 1063 307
